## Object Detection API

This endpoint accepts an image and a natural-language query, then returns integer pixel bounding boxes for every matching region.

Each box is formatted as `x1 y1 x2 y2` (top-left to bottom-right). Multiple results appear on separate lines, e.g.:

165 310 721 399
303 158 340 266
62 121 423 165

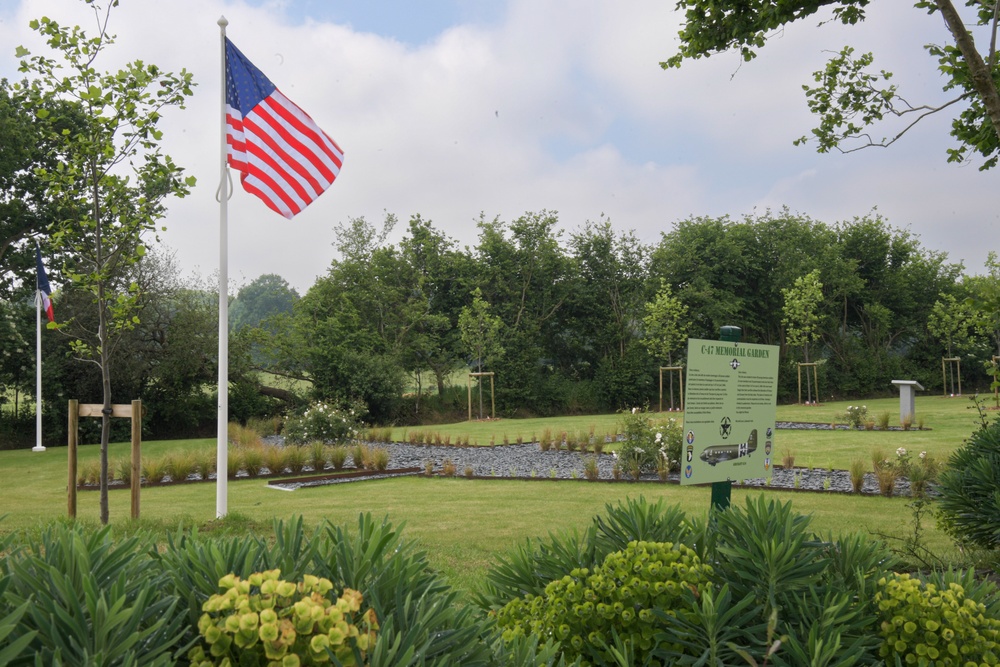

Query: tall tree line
253 208 981 422
3 208 992 437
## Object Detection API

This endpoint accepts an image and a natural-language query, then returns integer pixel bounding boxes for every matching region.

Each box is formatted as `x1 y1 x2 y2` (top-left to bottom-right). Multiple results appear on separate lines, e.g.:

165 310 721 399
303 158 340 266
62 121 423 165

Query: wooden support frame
467 372 495 421
797 363 819 405
993 356 1000 406
67 399 143 520
941 357 962 397
658 366 684 412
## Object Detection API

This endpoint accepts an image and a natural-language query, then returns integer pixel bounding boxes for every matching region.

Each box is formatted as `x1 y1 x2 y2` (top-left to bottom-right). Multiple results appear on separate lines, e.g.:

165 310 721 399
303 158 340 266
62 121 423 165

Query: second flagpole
216 15 230 518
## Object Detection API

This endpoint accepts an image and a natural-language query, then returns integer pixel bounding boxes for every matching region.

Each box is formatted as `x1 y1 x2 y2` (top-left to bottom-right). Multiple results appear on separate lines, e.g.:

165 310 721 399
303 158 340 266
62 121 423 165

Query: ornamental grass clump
583 456 599 481
228 422 261 449
226 449 242 479
873 447 910 497
283 400 361 445
849 458 867 494
188 570 377 666
79 459 101 486
114 455 132 484
371 447 390 472
194 450 216 480
350 444 366 469
141 457 167 484
309 441 328 473
496 541 713 665
242 447 264 478
166 451 196 483
286 445 307 475
262 445 288 477
329 445 348 470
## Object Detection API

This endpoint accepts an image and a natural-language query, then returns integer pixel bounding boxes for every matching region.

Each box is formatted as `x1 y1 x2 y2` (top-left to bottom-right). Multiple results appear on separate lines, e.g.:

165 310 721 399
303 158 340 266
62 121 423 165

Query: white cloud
1 0 996 293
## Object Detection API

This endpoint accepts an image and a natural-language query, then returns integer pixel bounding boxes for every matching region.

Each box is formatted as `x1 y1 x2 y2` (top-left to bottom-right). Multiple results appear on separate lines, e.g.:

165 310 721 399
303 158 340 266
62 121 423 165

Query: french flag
36 246 54 323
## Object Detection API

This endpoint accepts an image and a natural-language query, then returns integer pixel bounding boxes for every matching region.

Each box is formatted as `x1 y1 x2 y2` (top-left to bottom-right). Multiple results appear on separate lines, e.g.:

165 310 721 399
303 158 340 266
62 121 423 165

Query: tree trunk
93 160 111 526
935 0 1000 142
435 369 446 396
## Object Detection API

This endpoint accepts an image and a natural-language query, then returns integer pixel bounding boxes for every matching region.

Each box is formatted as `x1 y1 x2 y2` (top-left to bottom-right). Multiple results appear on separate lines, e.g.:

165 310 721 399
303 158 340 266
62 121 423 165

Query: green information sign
681 338 779 485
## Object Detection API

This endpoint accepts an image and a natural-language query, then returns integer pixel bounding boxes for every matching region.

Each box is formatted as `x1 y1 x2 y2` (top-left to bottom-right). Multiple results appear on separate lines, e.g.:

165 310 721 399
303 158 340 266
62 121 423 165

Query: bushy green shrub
283 401 361 445
875 573 1000 666
497 540 713 665
477 496 691 611
616 410 681 473
485 495 893 666
187 569 377 666
937 415 1000 549
0 523 186 665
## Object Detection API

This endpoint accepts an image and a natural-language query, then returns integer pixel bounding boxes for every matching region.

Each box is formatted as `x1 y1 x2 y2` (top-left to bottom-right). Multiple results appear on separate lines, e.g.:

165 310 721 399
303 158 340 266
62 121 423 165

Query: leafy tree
782 269 825 363
642 279 689 409
0 79 65 297
967 251 1000 357
928 292 975 358
474 211 574 412
569 219 649 362
782 269 825 404
15 2 194 523
458 288 504 419
648 216 749 340
642 280 690 367
0 296 33 419
663 1 1000 169
398 215 471 399
230 273 299 332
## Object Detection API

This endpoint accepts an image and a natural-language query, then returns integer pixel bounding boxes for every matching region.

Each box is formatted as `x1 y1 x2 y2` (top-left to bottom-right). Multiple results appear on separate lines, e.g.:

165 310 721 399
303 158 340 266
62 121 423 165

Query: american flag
225 38 344 218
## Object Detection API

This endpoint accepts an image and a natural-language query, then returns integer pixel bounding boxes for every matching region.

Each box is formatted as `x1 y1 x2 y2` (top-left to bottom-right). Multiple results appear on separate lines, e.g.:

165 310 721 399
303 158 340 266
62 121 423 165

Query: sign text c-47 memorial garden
681 338 779 486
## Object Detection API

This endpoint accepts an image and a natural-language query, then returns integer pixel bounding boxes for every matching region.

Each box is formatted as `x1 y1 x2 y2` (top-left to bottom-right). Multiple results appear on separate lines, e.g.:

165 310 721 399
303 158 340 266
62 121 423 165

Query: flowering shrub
617 409 682 473
188 570 377 666
283 401 362 445
875 573 1000 666
841 405 869 429
497 541 713 665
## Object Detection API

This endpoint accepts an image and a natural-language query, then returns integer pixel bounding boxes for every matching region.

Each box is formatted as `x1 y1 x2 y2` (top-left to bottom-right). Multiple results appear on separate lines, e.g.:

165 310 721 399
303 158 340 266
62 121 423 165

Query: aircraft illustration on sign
699 429 758 466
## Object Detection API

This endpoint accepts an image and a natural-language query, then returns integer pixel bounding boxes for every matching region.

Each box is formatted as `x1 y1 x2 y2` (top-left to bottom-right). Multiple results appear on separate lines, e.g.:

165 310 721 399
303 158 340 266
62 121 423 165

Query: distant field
0 393 983 595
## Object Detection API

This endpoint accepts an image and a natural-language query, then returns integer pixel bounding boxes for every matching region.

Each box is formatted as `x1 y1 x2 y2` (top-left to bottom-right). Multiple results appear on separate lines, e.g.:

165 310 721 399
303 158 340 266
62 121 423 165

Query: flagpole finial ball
218 16 229 27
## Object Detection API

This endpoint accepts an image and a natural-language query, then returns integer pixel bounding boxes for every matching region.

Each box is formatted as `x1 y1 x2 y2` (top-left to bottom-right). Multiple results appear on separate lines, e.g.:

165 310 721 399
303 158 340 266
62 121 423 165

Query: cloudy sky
1 0 996 294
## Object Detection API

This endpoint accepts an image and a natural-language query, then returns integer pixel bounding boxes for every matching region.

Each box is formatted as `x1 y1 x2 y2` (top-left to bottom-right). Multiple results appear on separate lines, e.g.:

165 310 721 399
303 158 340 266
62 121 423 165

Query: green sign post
681 328 779 511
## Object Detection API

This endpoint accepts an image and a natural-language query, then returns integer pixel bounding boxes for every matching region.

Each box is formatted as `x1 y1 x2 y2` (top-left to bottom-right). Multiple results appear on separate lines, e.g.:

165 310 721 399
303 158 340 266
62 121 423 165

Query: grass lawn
0 393 984 596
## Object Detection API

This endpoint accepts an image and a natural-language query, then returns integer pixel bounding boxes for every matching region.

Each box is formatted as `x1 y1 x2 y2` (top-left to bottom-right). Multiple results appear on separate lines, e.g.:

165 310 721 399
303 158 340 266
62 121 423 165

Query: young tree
782 269 824 403
458 288 503 420
664 1 1000 169
967 252 1000 357
928 292 976 395
16 2 194 524
782 270 825 363
928 292 975 358
641 279 689 409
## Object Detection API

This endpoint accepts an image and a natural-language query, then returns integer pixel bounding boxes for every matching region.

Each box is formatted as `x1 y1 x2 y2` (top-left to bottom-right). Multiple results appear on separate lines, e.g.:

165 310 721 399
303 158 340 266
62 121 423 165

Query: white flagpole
216 15 230 517
33 289 45 452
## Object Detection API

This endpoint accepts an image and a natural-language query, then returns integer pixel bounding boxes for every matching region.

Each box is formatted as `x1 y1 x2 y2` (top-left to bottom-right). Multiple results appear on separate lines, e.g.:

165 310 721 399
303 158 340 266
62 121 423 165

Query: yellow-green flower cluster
188 569 378 666
497 541 711 665
876 573 1000 666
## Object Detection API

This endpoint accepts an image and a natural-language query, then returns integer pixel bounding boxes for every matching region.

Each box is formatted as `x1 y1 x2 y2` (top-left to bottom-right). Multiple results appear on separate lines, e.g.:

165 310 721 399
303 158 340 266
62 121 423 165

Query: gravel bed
263 420 927 495
262 440 918 496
